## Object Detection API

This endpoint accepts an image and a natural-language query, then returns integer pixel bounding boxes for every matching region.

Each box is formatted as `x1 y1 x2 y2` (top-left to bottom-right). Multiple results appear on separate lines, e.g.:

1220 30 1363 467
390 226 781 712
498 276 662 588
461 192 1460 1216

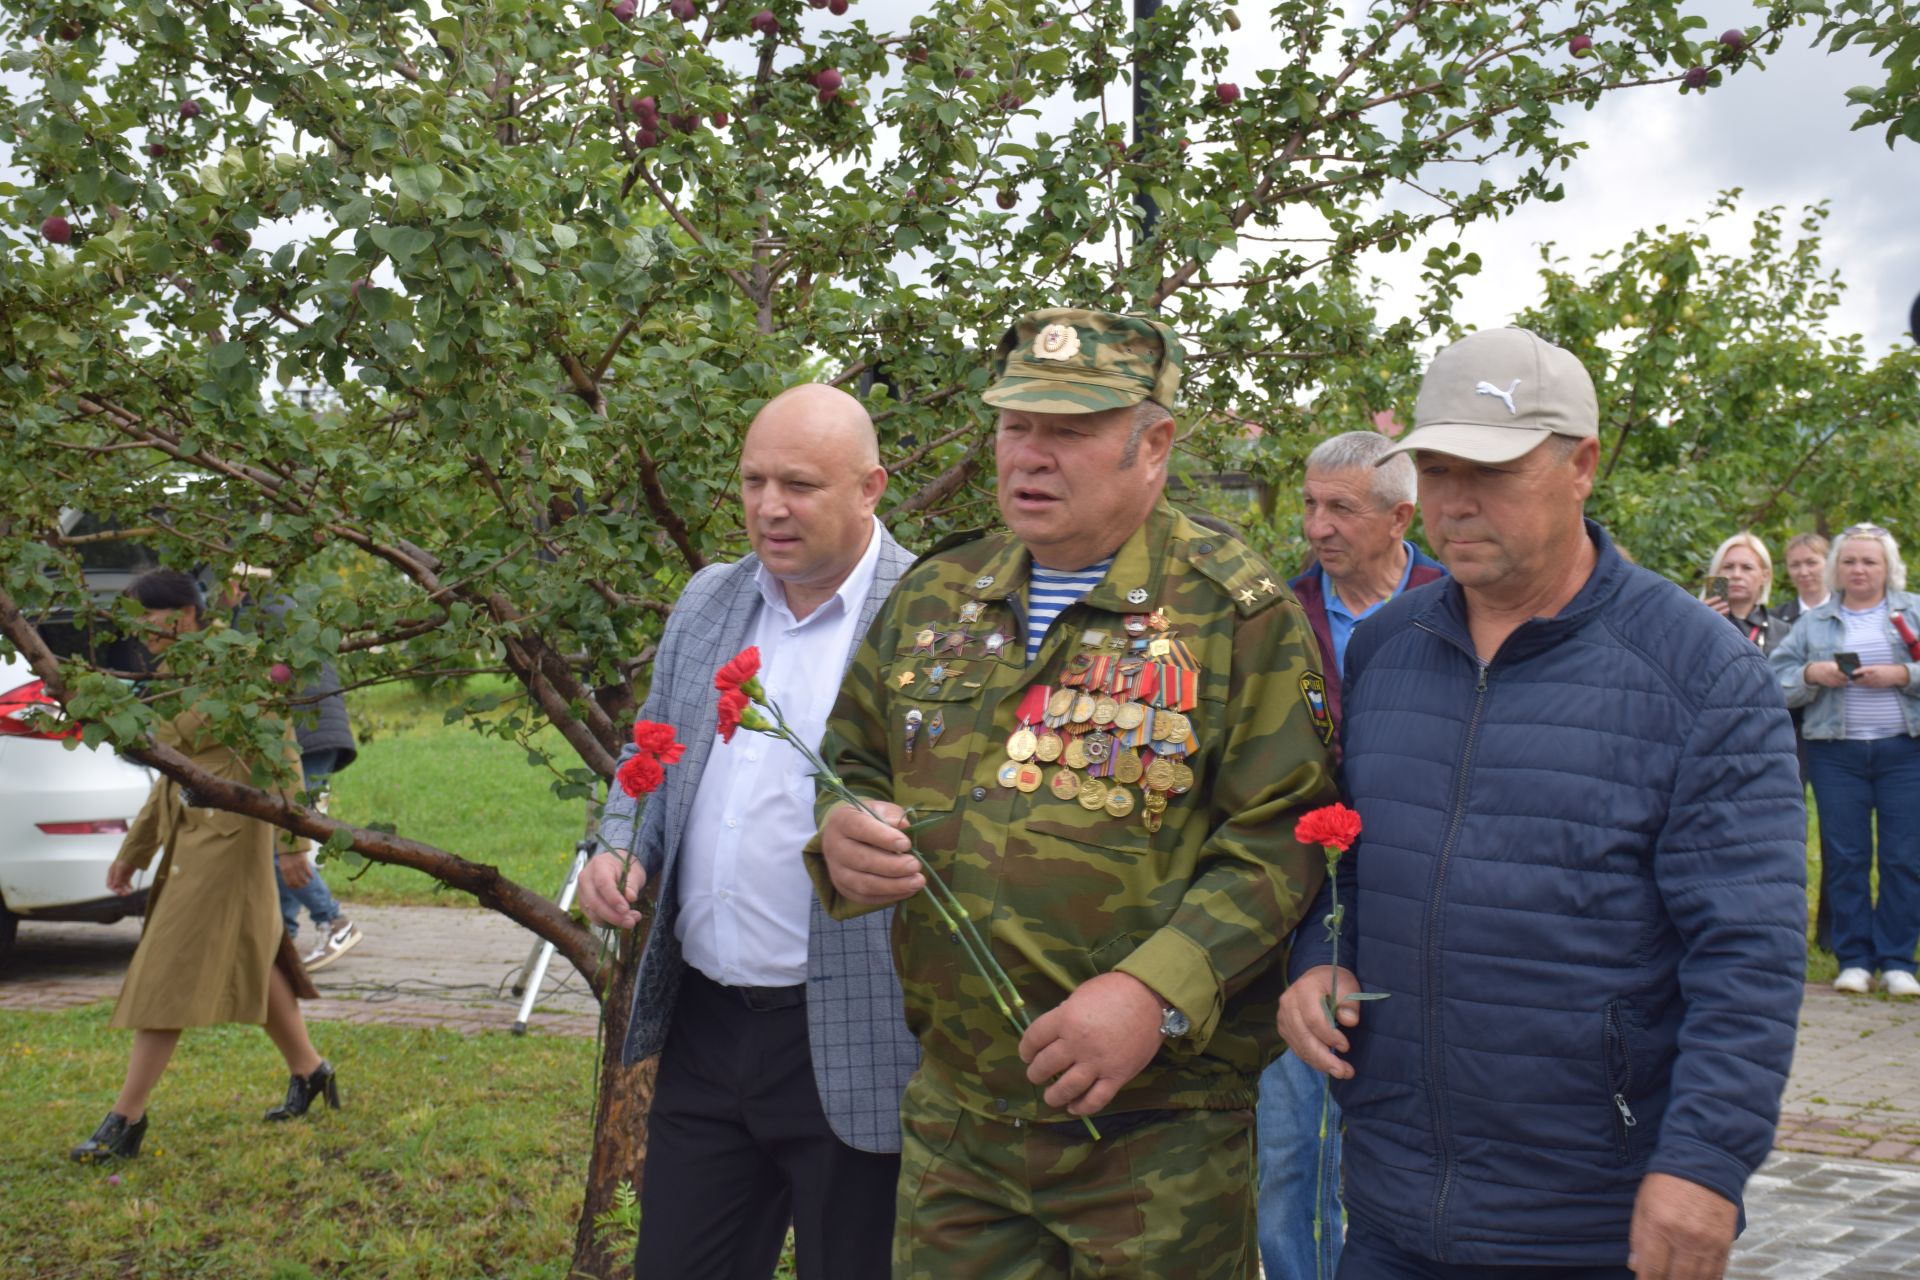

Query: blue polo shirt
1322 542 1418 676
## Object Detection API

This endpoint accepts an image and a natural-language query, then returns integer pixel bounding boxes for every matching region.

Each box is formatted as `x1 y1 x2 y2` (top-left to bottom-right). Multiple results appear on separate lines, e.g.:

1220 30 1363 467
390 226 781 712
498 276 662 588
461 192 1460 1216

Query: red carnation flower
1294 803 1362 853
714 646 762 695
617 752 666 798
632 718 685 764
717 686 750 743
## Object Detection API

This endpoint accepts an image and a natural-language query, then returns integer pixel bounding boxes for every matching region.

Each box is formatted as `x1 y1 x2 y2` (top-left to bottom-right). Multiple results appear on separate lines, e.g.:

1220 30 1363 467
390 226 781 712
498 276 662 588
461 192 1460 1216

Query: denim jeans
1805 734 1920 975
1258 1050 1343 1280
278 751 345 938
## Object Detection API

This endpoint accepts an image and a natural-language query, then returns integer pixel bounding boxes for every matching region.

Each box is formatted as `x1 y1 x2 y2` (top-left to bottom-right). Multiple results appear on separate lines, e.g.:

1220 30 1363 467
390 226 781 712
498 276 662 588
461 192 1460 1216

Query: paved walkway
0 901 600 1037
8 905 1920 1275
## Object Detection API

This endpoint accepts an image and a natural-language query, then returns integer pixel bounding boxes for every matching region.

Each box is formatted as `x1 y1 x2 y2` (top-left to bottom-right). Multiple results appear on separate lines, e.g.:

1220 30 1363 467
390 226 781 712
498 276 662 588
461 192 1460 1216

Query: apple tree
0 0 1809 1271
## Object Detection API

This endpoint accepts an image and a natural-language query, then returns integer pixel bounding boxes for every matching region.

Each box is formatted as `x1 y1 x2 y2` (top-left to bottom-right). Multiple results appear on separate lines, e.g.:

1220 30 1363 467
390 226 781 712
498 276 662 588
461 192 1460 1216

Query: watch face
1161 1006 1191 1037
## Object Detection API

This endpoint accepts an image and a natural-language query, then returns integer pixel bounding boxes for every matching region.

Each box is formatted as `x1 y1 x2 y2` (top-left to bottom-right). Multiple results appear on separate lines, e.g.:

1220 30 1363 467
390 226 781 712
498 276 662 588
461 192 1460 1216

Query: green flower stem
772 719 1028 1016
756 710 1099 1140
1315 844 1342 1280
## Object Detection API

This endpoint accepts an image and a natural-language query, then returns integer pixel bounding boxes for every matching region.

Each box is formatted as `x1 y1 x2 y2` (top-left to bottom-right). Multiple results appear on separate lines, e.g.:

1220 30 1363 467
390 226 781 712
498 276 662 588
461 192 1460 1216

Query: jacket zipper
1416 626 1490 1262
1606 1002 1638 1159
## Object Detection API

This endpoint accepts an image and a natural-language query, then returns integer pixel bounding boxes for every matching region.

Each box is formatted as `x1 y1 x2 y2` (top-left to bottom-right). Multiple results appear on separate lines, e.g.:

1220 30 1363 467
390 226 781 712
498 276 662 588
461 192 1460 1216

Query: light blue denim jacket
1769 589 1920 739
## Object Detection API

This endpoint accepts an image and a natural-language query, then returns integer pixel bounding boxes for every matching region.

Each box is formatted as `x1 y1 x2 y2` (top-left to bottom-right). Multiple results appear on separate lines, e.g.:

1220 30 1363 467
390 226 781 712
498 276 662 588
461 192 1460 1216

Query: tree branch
0 585 606 997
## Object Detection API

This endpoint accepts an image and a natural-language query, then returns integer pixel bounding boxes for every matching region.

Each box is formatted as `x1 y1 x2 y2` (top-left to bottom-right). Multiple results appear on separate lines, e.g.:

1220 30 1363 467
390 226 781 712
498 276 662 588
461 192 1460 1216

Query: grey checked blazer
596 528 919 1153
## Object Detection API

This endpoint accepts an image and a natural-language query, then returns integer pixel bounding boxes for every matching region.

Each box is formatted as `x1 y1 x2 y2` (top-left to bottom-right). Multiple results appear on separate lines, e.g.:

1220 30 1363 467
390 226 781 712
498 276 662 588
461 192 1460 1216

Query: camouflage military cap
983 308 1183 415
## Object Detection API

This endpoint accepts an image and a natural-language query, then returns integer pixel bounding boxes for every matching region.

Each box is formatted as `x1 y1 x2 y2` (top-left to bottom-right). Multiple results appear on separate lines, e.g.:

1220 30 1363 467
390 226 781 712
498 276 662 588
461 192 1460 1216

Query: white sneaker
1834 967 1873 994
301 920 362 972
1883 970 1920 998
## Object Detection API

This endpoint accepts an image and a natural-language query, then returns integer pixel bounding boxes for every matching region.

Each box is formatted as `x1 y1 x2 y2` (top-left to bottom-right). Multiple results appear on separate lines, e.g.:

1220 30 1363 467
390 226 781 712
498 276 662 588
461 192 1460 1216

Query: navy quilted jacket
1290 522 1806 1266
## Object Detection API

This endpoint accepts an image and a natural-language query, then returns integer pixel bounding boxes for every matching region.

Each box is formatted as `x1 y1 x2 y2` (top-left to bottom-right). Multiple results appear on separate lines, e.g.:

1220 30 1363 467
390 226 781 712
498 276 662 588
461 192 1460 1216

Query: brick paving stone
1732 1153 1920 1278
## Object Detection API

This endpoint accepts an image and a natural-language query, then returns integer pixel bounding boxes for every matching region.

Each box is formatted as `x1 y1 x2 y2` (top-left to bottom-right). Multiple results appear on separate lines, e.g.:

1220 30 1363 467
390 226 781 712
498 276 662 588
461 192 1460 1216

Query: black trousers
1339 1227 1633 1280
635 968 900 1280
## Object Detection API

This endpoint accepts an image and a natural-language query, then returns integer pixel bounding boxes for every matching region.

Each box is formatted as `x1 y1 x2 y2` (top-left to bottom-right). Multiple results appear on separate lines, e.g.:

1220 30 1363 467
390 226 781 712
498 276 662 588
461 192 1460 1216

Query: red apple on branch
40 214 73 244
749 9 777 35
1569 34 1593 58
1214 82 1240 104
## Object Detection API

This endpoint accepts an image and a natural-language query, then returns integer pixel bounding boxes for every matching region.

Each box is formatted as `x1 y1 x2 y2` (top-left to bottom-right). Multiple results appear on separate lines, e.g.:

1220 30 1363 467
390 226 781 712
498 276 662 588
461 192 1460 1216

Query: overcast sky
1245 1 1918 354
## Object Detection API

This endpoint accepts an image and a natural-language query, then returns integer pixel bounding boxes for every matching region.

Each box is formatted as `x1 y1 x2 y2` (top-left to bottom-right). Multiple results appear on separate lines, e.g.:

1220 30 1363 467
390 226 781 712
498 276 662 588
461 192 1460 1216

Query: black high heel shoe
264 1060 341 1121
70 1111 148 1163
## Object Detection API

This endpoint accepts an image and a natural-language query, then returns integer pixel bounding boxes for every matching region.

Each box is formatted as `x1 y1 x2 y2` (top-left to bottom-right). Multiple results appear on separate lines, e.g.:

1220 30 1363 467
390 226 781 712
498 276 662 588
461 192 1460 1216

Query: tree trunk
569 927 657 1280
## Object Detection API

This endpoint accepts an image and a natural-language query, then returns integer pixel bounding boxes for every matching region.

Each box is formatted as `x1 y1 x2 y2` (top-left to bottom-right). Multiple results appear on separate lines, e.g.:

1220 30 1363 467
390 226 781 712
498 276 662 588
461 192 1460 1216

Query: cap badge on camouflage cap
1034 324 1081 361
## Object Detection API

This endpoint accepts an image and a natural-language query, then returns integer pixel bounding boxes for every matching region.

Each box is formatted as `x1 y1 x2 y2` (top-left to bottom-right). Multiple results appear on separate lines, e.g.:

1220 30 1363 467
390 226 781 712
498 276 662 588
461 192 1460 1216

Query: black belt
688 968 805 1012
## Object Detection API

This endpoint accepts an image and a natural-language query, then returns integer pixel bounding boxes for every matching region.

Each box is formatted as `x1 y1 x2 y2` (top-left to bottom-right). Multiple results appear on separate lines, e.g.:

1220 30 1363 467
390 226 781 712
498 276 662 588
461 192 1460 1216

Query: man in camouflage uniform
807 308 1339 1277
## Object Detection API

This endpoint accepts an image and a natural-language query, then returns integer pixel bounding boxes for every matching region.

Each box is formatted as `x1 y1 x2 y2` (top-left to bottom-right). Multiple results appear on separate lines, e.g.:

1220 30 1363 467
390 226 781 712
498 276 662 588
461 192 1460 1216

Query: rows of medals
995 615 1202 835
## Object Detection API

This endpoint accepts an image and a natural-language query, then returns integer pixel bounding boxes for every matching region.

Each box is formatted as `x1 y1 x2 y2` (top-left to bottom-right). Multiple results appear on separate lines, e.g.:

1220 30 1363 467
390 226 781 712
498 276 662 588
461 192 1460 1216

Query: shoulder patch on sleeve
1188 540 1287 618
1300 671 1334 745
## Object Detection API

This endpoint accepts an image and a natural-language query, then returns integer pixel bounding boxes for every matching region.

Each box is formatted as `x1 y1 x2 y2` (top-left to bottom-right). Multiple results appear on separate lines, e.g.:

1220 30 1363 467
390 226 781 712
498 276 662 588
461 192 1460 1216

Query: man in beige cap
1275 328 1806 1280
811 307 1337 1277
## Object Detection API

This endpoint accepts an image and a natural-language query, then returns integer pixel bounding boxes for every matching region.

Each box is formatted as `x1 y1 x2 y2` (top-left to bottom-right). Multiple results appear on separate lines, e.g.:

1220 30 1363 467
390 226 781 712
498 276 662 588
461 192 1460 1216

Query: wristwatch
1158 1003 1191 1038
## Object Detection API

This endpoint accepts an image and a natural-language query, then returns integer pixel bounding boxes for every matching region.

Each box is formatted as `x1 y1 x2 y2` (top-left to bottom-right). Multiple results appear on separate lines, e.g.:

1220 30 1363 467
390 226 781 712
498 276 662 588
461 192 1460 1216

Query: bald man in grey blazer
584 385 918 1280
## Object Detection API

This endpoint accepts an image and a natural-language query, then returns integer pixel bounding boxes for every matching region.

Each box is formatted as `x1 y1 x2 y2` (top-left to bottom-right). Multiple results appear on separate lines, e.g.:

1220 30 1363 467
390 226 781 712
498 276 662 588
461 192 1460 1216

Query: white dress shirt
675 518 883 988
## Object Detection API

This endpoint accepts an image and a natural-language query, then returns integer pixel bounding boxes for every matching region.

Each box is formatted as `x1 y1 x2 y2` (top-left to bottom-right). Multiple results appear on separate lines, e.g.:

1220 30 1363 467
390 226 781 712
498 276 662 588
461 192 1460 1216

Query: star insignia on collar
1258 577 1278 595
1238 588 1258 606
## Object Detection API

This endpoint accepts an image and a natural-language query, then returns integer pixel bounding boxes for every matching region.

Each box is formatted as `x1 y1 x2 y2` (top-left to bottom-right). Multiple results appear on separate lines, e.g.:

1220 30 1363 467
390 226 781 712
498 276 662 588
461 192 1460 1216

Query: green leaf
393 163 446 203
369 225 434 262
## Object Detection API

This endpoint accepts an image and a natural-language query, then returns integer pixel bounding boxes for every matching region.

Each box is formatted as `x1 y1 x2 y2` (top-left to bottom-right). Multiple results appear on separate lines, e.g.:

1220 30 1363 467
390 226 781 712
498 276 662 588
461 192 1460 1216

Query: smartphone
1704 576 1730 601
1836 651 1863 679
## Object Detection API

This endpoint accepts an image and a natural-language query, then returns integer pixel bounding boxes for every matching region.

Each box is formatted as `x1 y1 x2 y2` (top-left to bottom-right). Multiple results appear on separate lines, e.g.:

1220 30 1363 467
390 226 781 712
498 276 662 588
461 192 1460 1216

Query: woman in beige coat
71 570 340 1163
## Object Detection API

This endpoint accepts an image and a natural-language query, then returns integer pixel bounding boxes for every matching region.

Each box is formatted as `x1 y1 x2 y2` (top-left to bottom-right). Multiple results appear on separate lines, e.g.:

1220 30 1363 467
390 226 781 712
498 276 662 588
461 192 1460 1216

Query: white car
0 651 154 964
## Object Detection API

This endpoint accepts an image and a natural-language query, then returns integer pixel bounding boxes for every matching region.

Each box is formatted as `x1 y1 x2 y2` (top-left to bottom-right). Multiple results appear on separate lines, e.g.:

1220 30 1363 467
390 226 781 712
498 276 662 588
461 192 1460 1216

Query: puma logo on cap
1475 379 1521 415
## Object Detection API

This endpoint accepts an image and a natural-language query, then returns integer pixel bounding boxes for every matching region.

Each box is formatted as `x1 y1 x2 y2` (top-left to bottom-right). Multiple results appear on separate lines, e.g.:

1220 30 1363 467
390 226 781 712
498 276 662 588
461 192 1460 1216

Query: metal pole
510 840 593 1035
1132 0 1162 242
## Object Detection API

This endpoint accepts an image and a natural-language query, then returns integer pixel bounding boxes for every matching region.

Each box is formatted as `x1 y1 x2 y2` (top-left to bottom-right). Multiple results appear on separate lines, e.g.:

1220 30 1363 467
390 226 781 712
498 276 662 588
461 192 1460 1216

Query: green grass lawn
0 1003 593 1280
320 680 595 907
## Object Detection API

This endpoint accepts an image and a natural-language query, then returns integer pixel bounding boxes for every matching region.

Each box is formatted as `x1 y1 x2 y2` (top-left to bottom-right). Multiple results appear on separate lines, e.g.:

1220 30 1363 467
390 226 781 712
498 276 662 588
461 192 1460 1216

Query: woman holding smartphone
1702 531 1788 654
1771 525 1920 997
